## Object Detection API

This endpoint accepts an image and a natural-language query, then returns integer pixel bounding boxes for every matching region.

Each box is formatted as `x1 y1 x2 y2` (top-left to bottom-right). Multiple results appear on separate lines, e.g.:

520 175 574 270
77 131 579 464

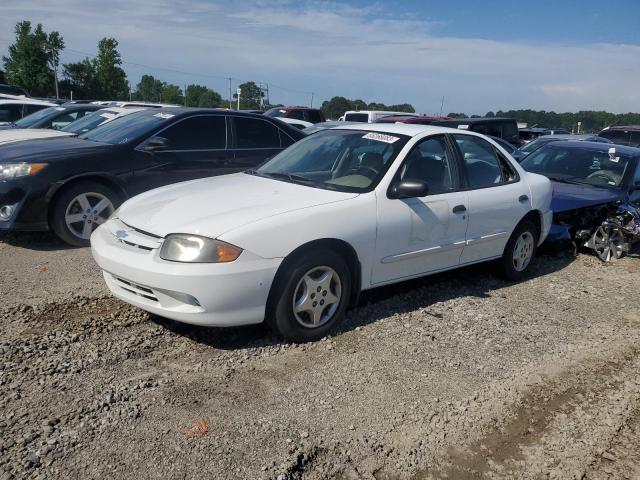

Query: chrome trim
382 241 465 264
465 231 508 245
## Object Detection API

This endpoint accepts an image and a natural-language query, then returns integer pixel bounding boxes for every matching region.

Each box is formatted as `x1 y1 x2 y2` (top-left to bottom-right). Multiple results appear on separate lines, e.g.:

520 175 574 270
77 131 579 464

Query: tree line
2 20 639 129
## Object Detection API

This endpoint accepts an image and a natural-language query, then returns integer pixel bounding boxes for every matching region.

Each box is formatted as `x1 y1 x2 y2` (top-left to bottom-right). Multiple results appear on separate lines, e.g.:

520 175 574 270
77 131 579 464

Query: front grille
112 275 159 302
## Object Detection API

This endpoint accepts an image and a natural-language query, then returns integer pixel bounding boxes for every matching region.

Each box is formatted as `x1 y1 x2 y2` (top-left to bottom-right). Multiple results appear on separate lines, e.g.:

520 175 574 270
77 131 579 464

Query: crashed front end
549 201 640 261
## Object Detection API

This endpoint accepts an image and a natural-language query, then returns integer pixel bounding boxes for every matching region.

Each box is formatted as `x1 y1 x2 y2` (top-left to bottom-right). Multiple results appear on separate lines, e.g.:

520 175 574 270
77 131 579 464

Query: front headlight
159 234 242 263
0 163 47 181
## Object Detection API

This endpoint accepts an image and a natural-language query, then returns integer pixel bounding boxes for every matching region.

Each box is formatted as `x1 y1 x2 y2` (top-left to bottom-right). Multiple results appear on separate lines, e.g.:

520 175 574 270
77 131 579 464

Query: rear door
452 134 530 263
229 116 285 170
131 114 232 192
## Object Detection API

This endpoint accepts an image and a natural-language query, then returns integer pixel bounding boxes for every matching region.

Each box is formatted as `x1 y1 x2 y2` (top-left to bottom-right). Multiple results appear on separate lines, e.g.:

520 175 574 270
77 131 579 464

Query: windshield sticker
153 112 175 120
457 124 469 130
362 132 400 144
609 147 620 163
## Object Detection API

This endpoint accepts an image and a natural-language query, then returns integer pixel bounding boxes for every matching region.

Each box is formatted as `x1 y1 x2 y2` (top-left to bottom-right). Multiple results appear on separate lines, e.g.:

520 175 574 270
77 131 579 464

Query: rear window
305 110 322 123
0 104 23 122
264 108 286 118
234 117 281 148
599 129 631 145
344 113 369 122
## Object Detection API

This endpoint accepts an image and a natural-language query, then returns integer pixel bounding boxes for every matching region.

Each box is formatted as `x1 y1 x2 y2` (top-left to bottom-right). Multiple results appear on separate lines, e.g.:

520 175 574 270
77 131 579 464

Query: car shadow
0 231 81 251
151 251 577 351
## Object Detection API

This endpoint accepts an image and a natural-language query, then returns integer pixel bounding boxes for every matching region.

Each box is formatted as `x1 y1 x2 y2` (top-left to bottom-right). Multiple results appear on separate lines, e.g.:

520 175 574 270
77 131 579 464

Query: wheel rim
512 231 534 272
292 266 342 328
593 226 625 262
64 192 114 240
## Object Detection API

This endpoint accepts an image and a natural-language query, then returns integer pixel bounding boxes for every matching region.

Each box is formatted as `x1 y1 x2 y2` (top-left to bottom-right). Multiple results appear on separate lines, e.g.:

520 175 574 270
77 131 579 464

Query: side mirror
142 136 169 152
388 179 429 199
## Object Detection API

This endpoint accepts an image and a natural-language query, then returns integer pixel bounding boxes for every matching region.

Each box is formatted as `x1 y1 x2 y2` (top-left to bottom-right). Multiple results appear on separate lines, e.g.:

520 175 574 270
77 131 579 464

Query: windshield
62 109 118 134
78 110 168 144
344 113 369 122
251 129 410 193
521 144 634 188
520 136 559 153
14 106 61 128
264 108 286 118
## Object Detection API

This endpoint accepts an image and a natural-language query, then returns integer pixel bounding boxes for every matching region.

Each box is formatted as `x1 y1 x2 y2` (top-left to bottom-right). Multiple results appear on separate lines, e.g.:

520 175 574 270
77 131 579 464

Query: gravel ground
1 231 640 479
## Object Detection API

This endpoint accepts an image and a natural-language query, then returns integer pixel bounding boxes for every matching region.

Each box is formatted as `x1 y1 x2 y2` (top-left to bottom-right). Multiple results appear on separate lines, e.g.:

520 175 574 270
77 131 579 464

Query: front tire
50 181 120 247
268 250 352 342
499 220 538 281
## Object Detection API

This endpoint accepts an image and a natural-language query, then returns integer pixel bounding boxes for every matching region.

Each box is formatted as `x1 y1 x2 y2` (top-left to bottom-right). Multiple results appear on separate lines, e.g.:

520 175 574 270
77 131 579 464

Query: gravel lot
2 231 640 480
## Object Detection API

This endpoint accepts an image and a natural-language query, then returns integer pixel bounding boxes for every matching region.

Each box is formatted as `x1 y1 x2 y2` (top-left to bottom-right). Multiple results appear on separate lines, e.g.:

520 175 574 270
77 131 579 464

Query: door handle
452 205 467 213
518 195 529 203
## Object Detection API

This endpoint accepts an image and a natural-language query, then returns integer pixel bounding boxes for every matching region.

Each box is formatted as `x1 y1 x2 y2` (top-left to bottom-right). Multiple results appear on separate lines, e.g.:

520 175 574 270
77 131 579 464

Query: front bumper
91 222 282 327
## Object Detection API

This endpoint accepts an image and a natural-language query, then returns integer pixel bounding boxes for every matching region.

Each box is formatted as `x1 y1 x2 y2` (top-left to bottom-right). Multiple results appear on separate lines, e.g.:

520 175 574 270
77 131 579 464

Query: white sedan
91 124 552 342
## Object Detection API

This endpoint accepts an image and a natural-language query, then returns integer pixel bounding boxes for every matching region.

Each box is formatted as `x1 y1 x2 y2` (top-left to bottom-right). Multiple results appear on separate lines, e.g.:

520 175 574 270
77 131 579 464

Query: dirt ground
1 231 640 480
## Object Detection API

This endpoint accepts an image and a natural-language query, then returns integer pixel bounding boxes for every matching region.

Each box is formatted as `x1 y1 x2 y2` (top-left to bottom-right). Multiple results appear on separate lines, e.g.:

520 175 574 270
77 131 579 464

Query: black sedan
0 108 305 246
0 103 105 131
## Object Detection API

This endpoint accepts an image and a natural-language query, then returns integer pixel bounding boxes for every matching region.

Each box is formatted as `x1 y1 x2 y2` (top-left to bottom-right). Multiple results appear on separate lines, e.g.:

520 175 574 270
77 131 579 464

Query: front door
372 135 469 284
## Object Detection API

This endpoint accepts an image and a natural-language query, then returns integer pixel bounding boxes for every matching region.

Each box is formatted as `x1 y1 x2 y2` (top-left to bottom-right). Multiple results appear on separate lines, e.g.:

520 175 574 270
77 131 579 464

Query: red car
264 107 326 124
376 115 452 124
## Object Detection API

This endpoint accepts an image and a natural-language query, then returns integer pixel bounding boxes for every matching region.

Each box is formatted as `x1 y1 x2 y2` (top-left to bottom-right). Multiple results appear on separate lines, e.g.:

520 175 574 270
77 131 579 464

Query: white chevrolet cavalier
91 124 552 342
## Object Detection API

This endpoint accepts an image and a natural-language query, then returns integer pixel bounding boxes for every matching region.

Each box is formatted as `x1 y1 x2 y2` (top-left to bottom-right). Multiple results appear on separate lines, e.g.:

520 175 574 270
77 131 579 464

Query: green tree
161 83 183 104
2 21 56 96
321 96 354 119
233 81 264 109
197 89 223 108
60 58 98 99
447 112 468 118
95 37 128 100
135 74 163 101
184 84 209 107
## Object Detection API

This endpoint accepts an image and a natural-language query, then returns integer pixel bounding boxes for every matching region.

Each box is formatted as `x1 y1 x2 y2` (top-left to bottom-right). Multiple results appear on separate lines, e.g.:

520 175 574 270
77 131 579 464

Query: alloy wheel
292 266 342 328
65 192 114 240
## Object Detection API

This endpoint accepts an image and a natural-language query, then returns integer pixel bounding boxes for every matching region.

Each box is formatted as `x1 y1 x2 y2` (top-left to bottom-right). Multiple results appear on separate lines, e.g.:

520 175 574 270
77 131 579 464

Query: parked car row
2 99 640 341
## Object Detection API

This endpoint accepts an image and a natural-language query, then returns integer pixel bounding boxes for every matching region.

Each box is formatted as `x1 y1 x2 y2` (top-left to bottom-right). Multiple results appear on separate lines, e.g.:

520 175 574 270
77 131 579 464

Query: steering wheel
586 171 617 185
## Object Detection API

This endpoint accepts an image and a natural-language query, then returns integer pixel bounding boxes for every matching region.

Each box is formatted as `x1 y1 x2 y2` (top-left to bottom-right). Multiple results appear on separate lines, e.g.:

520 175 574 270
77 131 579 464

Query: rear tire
499 220 539 281
267 249 352 342
50 181 120 247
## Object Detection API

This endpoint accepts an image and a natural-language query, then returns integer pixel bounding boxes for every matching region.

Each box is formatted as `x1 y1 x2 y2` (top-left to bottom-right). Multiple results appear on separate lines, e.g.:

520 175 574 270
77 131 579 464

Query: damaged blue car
520 141 640 261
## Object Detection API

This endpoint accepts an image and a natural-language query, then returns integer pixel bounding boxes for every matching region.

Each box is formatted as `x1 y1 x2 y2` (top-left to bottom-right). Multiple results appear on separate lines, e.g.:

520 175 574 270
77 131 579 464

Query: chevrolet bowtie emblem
115 230 129 239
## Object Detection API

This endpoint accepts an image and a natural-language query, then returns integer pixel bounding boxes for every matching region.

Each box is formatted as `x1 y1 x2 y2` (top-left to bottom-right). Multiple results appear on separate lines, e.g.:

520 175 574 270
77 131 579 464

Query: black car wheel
268 249 351 342
50 181 120 247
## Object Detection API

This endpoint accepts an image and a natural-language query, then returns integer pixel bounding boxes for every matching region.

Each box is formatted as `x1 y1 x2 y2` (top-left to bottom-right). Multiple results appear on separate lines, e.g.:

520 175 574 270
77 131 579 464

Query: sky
1 0 639 115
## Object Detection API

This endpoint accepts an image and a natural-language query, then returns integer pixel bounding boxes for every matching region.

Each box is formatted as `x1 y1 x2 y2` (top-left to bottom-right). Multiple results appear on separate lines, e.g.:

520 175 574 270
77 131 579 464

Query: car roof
333 122 466 137
602 125 640 131
0 98 57 106
436 117 514 124
546 140 640 155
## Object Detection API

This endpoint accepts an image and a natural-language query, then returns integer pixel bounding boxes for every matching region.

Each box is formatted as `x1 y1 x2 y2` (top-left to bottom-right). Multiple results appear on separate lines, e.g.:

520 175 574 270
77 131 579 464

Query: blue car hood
551 181 626 213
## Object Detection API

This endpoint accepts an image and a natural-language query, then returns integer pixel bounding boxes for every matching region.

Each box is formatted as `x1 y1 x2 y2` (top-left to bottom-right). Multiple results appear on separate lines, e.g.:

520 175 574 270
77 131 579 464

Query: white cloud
1 0 638 114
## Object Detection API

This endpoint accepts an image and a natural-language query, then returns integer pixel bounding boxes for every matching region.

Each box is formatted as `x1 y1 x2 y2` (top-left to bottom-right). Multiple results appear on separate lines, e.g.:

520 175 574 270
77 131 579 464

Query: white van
340 110 415 123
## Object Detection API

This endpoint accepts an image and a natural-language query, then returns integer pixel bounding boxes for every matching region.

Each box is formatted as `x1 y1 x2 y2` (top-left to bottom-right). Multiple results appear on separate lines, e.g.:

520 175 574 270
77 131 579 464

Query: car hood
0 128 73 145
118 173 359 239
0 136 112 163
551 181 627 213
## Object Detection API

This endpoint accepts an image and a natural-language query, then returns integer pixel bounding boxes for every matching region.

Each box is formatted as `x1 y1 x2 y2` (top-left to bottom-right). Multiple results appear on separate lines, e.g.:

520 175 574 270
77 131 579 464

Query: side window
279 130 295 147
399 136 458 195
485 123 502 138
454 134 506 188
287 110 305 121
235 117 280 148
160 116 226 150
24 105 47 116
600 130 630 145
305 110 321 123
630 131 640 147
0 105 23 122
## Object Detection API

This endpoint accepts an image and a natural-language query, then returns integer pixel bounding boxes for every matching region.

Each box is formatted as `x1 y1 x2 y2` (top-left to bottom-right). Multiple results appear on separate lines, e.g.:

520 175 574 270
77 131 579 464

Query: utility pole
184 84 187 106
236 88 241 111
228 78 232 109
310 92 314 108
439 96 445 117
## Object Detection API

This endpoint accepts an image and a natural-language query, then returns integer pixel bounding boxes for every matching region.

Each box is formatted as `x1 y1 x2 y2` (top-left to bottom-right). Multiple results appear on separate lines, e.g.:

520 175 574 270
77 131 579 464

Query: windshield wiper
547 176 588 185
260 171 314 183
